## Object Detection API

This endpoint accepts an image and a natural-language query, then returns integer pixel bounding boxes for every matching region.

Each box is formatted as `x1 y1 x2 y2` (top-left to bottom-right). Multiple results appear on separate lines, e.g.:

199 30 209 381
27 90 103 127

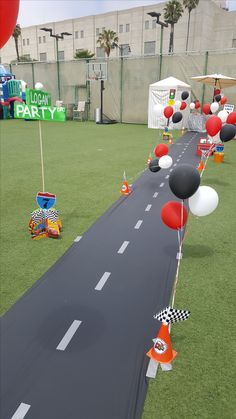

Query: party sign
26 88 51 107
14 102 66 121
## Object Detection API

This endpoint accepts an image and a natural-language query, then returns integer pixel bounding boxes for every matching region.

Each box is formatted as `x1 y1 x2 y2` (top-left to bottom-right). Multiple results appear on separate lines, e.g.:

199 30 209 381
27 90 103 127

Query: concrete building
0 0 235 64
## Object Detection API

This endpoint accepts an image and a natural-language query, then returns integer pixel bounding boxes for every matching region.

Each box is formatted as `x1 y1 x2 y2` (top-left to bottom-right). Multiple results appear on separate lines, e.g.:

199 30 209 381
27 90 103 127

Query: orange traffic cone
168 137 173 144
147 154 152 165
197 160 204 171
147 323 177 364
120 171 131 196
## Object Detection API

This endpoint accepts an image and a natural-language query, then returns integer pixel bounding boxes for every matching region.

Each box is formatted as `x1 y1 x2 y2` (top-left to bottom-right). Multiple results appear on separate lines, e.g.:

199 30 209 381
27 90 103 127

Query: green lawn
142 141 236 419
0 120 166 314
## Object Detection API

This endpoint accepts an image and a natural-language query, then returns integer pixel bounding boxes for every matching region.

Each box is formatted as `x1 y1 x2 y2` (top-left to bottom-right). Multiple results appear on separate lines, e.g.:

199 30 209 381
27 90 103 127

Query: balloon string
200 143 215 178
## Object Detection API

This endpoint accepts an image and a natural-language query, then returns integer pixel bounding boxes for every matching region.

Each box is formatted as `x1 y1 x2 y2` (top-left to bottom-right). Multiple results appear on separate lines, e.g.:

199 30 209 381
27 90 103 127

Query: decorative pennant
153 306 191 324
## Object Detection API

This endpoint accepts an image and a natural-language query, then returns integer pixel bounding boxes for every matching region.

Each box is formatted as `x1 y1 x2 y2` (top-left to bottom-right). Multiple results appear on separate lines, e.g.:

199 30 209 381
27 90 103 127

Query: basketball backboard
87 62 107 81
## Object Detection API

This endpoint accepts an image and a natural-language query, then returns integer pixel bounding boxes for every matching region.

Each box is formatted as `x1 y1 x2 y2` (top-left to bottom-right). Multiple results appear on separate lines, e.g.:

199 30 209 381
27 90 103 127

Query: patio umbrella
191 73 236 102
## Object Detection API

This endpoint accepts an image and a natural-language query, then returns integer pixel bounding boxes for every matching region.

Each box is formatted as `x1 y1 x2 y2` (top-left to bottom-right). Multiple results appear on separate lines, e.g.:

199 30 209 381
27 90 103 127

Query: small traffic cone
146 323 177 364
168 137 173 144
197 160 204 171
120 171 131 196
147 153 152 165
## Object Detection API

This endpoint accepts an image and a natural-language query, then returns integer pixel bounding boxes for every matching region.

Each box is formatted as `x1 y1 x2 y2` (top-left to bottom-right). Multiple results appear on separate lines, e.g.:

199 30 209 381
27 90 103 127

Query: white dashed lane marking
95 272 111 291
11 403 31 419
145 204 152 212
169 168 173 172
153 192 159 198
177 159 180 162
134 220 143 229
165 175 170 179
160 182 165 187
56 320 82 351
118 241 129 254
74 235 82 242
174 163 177 166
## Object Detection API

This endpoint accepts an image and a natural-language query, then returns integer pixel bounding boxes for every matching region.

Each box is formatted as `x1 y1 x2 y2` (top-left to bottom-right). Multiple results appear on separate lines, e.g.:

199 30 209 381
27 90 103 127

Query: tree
183 0 199 52
74 49 95 59
12 24 21 62
97 29 118 58
164 0 184 54
11 55 38 63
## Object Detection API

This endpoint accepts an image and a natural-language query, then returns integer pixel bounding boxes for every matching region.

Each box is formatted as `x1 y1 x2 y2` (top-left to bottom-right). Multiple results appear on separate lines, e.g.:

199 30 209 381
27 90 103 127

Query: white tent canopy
148 76 191 129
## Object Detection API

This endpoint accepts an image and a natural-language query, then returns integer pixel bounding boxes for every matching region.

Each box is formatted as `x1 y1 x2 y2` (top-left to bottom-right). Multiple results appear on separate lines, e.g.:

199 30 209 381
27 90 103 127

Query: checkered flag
153 307 190 324
47 208 59 222
31 209 44 223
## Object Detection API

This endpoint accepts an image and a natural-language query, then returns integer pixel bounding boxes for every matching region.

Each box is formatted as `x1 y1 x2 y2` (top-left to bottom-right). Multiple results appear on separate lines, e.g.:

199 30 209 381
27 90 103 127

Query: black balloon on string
219 124 236 142
181 91 189 100
172 111 183 123
149 159 161 173
169 164 200 199
215 94 221 102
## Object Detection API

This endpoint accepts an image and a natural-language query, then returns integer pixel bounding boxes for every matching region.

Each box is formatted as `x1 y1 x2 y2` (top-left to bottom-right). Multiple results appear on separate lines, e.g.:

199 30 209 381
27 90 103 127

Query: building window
22 54 30 60
58 50 64 61
80 30 84 38
27 38 30 45
119 44 130 57
145 20 149 30
152 20 156 29
126 23 130 32
75 31 78 39
39 36 41 44
232 38 236 48
40 52 47 61
43 36 46 43
144 41 156 55
119 24 123 33
23 39 25 46
96 47 105 58
96 28 99 36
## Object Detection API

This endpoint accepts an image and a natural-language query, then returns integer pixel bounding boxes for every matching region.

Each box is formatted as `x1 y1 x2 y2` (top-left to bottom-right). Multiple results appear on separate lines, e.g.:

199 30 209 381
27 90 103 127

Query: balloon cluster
161 164 219 230
149 144 173 173
205 112 236 142
153 90 189 125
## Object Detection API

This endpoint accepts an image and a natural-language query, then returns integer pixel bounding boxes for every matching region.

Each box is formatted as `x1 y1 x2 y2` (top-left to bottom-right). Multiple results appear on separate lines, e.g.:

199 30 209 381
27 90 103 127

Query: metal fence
9 49 236 124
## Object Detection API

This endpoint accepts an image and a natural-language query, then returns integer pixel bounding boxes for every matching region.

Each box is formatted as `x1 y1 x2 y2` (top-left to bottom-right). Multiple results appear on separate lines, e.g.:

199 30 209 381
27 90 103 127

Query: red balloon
164 106 174 119
161 201 188 230
220 96 227 105
0 0 20 49
214 89 221 96
180 101 187 111
205 116 222 137
226 112 236 125
154 143 169 158
202 103 211 115
195 101 201 109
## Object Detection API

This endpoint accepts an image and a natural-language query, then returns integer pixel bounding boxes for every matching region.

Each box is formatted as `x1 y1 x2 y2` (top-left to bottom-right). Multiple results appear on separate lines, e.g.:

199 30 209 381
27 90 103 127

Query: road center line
56 320 82 351
74 235 82 242
165 175 169 179
145 204 152 212
177 159 180 162
11 403 31 419
160 182 165 187
169 168 173 172
118 241 129 254
178 154 182 157
173 163 177 166
153 192 159 198
134 219 143 229
95 272 111 291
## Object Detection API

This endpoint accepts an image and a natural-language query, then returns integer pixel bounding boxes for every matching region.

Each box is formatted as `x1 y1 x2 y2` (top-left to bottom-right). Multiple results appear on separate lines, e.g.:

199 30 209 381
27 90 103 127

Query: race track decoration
36 192 56 210
120 171 131 196
147 323 177 365
153 307 191 324
29 207 62 240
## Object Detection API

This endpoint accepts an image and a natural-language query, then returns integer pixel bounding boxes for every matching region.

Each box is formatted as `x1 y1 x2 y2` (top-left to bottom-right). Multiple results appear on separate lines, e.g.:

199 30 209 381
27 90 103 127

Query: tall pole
159 25 164 80
201 51 208 105
101 80 104 124
120 48 124 123
56 37 61 100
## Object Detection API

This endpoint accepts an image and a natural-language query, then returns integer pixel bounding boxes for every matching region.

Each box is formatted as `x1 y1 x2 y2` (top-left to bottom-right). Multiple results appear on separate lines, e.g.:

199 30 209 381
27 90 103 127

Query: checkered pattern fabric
31 209 44 223
154 307 190 324
31 208 59 223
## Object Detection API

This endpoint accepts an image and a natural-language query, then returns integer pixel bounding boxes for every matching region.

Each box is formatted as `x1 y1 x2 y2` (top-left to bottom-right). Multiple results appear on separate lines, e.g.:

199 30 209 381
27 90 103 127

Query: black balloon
169 164 200 199
172 111 183 123
181 91 189 100
219 124 236 142
149 158 161 173
215 94 221 102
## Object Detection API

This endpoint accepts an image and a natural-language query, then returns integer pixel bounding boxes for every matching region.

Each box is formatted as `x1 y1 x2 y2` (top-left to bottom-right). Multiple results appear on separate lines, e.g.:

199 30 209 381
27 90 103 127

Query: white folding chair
73 101 86 121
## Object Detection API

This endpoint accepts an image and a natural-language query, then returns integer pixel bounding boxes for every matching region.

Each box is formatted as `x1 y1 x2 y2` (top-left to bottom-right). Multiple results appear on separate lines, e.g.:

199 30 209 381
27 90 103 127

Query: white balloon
190 102 195 110
158 155 173 169
153 103 164 117
35 82 44 90
217 110 228 123
189 186 219 217
175 100 181 109
210 102 219 113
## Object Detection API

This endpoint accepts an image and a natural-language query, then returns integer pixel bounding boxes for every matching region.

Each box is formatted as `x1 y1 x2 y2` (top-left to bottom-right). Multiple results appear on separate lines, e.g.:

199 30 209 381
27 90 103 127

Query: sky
17 0 236 27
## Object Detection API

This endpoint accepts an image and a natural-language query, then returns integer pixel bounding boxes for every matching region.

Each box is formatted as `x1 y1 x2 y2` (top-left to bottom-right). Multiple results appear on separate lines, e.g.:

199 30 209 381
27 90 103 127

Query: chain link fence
9 49 236 124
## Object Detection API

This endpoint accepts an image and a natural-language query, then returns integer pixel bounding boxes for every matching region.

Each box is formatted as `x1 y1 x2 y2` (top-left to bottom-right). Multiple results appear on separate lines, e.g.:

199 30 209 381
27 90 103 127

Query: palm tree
74 49 95 59
183 0 199 52
97 29 118 58
12 24 21 62
164 0 184 54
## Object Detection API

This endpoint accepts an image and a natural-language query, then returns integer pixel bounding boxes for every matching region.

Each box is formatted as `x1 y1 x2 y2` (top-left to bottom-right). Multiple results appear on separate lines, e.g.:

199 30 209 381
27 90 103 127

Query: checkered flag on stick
153 307 190 324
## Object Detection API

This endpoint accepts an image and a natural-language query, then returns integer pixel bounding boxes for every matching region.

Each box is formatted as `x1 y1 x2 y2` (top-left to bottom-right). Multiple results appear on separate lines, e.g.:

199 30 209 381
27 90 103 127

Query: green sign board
26 88 51 107
14 102 66 122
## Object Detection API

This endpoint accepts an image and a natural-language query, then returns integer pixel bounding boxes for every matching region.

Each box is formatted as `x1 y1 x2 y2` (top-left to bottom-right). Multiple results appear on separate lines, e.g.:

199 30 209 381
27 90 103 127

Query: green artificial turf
142 142 236 419
0 120 174 314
